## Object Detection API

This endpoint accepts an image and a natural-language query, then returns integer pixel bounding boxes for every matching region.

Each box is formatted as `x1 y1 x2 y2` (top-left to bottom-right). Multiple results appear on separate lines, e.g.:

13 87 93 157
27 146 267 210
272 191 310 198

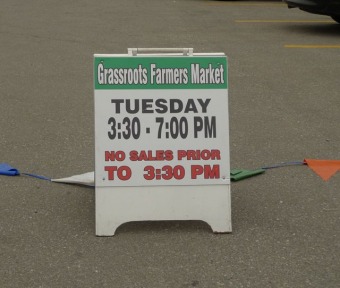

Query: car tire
331 16 340 24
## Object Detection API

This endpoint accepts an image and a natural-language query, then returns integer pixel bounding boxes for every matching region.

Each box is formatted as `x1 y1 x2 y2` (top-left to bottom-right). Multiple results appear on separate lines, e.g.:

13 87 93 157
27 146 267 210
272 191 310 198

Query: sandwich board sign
94 48 231 236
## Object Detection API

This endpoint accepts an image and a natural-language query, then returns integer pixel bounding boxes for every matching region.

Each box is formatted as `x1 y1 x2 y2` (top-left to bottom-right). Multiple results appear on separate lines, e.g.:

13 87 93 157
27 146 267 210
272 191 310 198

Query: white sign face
94 55 230 187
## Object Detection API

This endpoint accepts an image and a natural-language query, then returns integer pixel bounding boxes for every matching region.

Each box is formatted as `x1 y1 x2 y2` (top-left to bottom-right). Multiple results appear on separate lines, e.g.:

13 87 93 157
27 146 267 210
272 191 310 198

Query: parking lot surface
1 1 339 287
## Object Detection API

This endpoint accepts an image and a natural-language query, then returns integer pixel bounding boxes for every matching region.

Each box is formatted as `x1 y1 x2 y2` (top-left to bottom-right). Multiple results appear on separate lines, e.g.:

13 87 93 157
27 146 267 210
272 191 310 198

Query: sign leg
96 186 231 236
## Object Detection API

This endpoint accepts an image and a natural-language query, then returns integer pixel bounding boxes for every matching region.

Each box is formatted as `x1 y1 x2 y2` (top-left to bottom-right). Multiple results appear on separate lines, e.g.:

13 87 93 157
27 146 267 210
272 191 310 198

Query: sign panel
94 56 230 187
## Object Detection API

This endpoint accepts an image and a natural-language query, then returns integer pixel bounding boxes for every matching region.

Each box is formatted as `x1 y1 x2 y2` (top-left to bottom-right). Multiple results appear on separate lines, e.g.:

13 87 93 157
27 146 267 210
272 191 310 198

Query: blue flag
0 163 20 176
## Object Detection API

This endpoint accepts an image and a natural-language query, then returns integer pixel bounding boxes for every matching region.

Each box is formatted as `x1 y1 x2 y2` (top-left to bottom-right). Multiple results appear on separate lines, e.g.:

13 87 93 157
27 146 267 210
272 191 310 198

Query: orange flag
304 159 340 181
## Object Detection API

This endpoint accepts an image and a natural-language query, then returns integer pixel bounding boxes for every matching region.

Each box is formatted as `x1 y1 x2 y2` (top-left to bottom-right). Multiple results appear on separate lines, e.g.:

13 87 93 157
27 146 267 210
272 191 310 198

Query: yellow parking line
285 45 340 48
207 2 284 6
235 20 334 23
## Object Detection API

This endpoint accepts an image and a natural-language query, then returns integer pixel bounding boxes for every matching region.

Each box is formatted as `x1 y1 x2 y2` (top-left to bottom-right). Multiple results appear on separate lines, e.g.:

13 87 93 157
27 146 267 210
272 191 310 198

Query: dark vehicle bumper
284 0 340 16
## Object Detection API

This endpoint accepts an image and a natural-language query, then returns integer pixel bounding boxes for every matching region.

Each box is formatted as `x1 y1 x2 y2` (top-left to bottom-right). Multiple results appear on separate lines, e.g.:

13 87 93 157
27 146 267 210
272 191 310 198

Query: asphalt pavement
1 0 339 287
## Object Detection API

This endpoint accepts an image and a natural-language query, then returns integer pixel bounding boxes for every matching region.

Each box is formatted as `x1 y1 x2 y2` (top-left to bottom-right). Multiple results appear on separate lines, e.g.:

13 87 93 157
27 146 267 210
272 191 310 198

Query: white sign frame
95 48 231 235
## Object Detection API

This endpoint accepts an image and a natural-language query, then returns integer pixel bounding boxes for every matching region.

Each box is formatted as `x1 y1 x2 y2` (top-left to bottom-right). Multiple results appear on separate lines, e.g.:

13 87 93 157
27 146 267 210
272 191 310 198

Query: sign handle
128 48 194 56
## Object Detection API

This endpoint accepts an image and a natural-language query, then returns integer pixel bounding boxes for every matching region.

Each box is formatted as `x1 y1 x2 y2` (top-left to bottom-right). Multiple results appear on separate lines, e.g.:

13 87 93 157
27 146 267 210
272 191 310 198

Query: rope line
261 161 305 170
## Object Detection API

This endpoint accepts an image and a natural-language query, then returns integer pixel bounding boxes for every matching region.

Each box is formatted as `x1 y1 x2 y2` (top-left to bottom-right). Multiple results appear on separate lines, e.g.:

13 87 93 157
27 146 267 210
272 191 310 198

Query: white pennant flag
52 172 95 186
